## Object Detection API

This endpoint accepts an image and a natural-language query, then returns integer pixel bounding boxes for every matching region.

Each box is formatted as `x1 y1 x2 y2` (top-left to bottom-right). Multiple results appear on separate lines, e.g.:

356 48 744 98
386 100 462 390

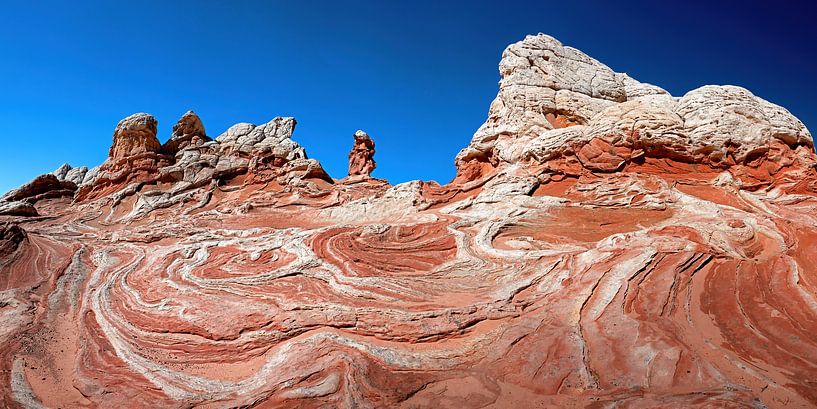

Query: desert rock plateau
1 34 817 408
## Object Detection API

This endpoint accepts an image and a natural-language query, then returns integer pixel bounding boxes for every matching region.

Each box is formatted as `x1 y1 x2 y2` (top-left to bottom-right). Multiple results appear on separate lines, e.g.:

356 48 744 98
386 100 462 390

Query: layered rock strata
454 35 814 186
0 34 816 409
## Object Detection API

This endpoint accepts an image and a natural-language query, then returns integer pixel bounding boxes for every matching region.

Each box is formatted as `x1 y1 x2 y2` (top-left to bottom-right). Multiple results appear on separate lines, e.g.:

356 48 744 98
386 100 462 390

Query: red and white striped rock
1 34 816 409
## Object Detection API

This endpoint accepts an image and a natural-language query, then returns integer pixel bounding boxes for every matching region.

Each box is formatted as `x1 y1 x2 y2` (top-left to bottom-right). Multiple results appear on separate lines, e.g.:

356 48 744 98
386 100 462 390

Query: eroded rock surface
0 173 75 217
455 34 814 184
1 174 76 203
0 201 38 217
348 130 376 176
108 113 162 159
1 34 816 409
163 110 209 154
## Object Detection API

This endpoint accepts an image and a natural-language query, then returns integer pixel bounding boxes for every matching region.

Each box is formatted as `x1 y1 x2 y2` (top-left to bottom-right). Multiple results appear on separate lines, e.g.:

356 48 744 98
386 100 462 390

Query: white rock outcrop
456 34 813 173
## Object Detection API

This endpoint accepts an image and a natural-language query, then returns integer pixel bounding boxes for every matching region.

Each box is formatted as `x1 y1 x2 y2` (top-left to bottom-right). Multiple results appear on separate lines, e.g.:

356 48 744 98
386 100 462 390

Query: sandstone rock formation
455 34 814 184
0 171 77 216
0 223 26 261
108 112 162 159
52 163 91 186
1 174 76 203
0 201 38 217
75 112 331 206
348 130 376 176
0 34 816 408
163 110 209 154
75 113 173 201
50 163 71 181
0 173 75 217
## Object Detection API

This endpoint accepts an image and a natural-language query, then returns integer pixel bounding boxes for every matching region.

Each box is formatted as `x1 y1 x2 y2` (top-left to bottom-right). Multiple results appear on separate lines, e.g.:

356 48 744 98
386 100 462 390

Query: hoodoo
348 129 376 177
108 112 162 159
163 110 209 154
0 34 816 408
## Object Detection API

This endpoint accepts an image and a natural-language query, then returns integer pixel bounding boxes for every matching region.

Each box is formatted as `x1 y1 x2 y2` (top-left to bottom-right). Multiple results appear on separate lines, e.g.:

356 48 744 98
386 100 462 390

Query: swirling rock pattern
1 34 817 408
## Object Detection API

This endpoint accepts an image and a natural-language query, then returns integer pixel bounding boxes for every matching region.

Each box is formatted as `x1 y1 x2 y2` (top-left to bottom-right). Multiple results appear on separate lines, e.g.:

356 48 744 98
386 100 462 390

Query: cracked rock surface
455 34 812 182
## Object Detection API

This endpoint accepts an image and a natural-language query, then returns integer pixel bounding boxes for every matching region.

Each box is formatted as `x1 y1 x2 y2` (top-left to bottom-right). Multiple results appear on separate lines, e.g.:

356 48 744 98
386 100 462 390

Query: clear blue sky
1 1 815 194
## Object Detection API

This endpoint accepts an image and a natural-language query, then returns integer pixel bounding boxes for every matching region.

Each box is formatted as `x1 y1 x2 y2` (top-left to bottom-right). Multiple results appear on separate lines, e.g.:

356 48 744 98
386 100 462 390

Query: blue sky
1 1 815 194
